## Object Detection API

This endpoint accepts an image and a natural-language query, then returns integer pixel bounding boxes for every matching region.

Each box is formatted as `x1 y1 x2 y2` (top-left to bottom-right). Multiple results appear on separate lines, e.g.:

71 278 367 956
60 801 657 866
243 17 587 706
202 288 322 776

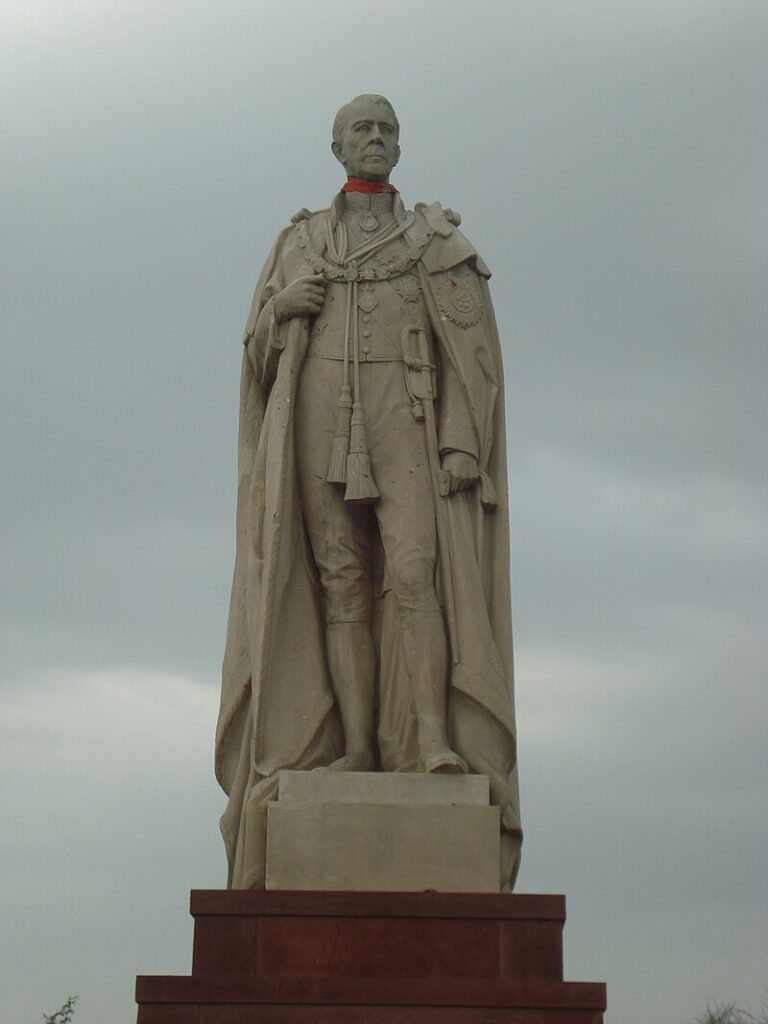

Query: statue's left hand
441 451 479 494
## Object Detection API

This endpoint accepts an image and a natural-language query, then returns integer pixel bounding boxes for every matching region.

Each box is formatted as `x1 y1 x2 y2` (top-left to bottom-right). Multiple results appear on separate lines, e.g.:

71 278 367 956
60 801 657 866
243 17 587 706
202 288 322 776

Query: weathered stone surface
276 769 490 806
265 802 501 892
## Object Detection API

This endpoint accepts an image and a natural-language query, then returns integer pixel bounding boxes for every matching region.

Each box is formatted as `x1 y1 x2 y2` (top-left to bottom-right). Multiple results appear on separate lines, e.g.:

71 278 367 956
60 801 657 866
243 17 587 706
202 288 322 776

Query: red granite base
136 891 606 1023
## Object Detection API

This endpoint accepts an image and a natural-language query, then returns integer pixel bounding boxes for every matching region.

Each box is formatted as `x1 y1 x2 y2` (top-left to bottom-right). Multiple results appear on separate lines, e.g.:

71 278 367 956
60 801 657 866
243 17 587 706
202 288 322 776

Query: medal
358 286 378 313
359 212 380 233
437 269 483 328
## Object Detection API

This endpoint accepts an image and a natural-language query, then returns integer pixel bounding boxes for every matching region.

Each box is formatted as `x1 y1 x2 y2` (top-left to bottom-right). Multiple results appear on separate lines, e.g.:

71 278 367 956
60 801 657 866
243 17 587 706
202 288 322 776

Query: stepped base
135 891 606 1023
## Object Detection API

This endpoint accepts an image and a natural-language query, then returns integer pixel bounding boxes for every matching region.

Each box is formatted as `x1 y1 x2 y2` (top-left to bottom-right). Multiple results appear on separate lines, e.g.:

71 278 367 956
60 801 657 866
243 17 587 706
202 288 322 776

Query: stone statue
216 95 522 889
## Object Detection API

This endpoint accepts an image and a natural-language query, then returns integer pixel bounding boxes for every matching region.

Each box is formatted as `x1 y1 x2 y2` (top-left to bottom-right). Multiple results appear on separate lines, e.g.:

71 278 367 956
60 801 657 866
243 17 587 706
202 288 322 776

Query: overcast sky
2 2 766 1022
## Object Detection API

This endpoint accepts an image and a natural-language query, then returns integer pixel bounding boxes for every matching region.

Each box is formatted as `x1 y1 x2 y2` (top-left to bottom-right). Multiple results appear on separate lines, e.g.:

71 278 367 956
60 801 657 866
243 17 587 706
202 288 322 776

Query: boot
400 609 468 775
321 621 377 771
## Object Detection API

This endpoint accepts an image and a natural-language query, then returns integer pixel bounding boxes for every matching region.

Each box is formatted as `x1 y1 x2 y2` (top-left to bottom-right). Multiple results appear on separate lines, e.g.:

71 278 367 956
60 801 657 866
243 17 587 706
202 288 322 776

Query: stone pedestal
135 890 607 1022
266 770 500 892
136 773 605 1020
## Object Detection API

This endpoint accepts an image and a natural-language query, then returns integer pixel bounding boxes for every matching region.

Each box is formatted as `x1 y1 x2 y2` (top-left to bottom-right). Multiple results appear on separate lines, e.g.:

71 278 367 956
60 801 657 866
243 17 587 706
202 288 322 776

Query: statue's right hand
273 274 327 322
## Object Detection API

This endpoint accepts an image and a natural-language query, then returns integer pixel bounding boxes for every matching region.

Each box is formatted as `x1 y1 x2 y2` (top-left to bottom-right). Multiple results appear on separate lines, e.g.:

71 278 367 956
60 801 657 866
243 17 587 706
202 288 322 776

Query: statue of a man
216 95 522 889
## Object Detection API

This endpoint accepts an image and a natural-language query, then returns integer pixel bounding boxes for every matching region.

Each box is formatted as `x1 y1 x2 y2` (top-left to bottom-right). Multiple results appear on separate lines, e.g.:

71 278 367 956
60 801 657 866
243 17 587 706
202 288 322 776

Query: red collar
341 177 398 194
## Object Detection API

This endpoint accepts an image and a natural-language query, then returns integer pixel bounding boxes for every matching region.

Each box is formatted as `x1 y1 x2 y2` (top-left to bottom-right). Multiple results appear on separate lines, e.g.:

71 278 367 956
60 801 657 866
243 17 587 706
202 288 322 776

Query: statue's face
332 99 400 180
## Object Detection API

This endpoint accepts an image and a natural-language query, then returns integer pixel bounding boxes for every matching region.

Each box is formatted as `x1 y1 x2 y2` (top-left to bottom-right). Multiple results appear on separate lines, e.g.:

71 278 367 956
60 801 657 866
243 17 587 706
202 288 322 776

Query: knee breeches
295 358 439 623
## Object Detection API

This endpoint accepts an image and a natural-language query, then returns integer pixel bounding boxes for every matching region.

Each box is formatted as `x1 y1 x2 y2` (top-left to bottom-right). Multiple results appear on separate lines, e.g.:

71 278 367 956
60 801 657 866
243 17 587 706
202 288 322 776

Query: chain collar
296 216 434 283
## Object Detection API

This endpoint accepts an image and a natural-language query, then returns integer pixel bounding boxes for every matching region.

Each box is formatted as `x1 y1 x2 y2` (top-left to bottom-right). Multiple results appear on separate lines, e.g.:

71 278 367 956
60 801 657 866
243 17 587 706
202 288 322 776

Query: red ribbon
341 177 398 194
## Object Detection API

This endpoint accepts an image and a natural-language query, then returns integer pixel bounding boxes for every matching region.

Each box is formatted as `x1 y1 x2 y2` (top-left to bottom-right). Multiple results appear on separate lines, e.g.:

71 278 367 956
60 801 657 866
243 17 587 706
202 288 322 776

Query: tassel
326 383 353 484
479 469 498 510
344 401 379 504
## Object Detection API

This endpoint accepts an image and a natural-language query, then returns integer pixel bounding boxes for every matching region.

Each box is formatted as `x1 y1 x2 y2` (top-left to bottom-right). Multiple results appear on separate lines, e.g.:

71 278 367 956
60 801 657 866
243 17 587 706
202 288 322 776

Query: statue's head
331 94 400 181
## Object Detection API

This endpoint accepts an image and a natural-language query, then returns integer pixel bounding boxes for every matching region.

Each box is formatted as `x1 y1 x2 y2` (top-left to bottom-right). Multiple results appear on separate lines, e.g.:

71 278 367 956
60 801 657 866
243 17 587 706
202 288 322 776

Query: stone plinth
276 769 490 806
136 890 607 1022
266 770 500 893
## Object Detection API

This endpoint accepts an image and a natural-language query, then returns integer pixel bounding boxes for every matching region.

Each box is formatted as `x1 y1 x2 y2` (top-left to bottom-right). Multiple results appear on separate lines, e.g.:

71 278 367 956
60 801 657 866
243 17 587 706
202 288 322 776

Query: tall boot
322 620 377 771
400 609 468 775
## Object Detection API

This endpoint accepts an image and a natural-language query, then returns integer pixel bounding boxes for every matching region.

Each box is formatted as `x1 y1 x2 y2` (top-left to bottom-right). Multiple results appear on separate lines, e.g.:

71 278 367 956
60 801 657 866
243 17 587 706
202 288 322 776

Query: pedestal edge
136 975 606 1010
189 890 566 921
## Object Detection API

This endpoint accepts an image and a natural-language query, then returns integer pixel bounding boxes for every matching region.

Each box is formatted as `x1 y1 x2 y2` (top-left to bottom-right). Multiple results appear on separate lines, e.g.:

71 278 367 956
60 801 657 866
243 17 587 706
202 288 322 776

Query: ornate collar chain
296 214 433 283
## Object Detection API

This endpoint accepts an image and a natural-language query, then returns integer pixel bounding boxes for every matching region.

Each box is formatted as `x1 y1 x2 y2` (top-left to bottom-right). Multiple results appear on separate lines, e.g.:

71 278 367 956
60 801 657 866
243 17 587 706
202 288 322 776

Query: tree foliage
693 998 768 1024
43 996 78 1024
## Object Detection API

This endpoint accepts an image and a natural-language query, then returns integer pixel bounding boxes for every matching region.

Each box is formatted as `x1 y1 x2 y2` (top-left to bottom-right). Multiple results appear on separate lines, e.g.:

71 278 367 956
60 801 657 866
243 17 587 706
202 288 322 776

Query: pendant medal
359 212 379 233
358 286 378 313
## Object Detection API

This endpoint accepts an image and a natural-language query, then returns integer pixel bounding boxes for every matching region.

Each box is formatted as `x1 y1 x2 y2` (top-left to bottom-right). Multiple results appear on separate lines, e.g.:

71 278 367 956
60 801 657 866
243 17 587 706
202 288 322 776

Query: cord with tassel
344 279 379 504
326 280 353 484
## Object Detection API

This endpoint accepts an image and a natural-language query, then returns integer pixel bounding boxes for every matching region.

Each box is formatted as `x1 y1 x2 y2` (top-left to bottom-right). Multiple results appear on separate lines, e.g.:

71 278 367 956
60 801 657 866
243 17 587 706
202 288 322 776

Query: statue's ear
331 140 345 166
393 144 401 167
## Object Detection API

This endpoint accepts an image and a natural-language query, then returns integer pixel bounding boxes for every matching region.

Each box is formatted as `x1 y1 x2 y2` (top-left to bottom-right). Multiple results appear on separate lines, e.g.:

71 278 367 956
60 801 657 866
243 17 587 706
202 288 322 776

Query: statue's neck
341 190 395 215
342 176 397 195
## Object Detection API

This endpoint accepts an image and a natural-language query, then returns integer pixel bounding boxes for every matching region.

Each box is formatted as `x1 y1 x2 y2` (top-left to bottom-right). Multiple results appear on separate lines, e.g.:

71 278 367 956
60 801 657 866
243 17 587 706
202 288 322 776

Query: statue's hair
332 95 399 145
